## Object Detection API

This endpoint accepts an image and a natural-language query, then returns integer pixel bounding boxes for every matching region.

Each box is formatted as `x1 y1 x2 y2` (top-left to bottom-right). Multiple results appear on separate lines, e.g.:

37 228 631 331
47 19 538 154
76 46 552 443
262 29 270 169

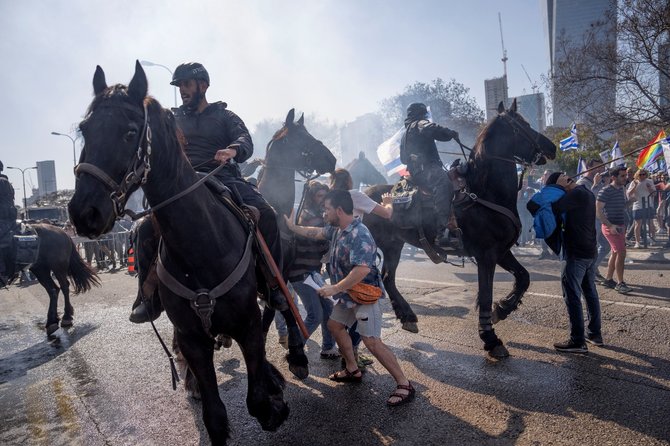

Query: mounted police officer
130 62 287 322
400 103 461 249
0 161 18 285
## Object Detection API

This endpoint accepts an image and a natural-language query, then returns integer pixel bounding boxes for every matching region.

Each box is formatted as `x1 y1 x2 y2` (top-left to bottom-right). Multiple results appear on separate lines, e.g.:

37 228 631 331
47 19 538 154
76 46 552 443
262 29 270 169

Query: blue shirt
322 218 381 303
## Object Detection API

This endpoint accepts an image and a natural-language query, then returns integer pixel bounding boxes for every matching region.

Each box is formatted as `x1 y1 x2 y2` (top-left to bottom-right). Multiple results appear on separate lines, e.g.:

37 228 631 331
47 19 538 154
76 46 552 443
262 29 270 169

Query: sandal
328 368 363 383
387 382 415 407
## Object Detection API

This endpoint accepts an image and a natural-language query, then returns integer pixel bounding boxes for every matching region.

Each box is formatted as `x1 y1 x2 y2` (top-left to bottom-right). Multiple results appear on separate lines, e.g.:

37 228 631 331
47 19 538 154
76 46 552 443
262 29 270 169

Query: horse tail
67 240 101 294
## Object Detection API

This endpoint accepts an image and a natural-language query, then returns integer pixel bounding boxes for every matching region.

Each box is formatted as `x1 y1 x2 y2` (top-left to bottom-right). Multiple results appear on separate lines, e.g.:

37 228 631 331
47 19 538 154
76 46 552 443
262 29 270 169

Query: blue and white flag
576 156 587 177
376 127 408 176
559 123 579 151
609 140 625 168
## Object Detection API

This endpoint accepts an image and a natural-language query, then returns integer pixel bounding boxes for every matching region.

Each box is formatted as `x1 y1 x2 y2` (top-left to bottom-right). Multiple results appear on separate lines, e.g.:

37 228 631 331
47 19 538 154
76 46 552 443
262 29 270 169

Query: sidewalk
512 244 670 264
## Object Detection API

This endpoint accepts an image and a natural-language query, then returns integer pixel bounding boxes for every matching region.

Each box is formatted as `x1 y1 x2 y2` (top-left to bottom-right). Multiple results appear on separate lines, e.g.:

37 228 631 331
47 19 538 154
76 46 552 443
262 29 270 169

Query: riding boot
129 292 163 323
430 167 461 250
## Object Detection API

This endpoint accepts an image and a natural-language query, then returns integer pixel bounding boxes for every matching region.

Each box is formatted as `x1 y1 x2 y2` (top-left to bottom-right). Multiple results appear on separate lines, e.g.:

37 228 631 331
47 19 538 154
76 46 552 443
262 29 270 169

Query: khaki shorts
330 300 382 338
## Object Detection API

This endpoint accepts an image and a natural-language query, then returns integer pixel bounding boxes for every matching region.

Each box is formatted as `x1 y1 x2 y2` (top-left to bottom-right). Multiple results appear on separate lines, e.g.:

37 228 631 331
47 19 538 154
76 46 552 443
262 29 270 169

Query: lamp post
51 132 78 167
140 60 178 108
7 165 37 216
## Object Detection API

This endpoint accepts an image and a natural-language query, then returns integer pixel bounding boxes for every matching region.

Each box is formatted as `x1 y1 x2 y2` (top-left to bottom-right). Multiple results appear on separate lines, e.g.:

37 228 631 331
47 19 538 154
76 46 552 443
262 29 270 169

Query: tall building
36 160 57 197
484 75 509 121
544 0 616 128
516 93 546 131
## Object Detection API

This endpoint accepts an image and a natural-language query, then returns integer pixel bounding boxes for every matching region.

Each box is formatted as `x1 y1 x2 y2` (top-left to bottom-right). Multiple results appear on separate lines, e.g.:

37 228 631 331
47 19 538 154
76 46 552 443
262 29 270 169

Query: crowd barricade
72 229 132 271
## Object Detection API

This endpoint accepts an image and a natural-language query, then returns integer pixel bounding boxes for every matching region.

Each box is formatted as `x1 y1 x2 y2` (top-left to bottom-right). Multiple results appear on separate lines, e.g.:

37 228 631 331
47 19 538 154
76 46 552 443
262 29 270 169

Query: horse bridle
265 131 318 180
499 113 547 167
75 102 152 219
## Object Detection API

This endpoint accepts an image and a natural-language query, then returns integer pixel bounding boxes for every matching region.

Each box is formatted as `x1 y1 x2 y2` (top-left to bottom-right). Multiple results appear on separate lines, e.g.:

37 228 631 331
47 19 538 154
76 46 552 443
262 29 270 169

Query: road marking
396 277 670 312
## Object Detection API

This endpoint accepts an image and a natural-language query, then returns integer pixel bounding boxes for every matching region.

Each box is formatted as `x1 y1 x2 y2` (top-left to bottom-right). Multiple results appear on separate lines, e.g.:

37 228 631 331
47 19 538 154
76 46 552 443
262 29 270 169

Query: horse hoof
214 334 233 350
402 321 419 333
46 323 60 336
60 318 74 328
186 388 201 400
288 364 309 380
488 344 509 358
491 310 500 325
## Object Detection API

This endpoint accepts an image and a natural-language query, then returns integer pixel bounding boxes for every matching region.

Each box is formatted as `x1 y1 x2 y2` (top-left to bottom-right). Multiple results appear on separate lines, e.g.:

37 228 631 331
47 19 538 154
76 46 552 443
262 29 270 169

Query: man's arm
418 121 458 142
224 109 254 163
318 265 370 297
595 200 617 232
283 214 326 240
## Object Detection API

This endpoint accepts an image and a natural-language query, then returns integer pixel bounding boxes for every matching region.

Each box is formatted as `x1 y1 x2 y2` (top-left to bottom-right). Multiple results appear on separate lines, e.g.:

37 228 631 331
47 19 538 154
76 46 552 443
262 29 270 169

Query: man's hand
318 284 339 298
381 192 393 207
283 209 297 232
215 144 239 164
450 130 460 141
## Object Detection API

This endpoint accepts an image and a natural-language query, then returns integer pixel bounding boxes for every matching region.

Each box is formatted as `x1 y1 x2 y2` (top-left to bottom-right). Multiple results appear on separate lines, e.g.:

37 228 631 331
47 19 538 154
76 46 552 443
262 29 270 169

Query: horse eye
124 128 138 142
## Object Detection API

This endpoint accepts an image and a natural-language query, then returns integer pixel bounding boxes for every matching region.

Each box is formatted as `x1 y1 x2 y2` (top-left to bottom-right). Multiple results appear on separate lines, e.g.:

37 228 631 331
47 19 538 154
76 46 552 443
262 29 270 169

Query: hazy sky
0 0 548 196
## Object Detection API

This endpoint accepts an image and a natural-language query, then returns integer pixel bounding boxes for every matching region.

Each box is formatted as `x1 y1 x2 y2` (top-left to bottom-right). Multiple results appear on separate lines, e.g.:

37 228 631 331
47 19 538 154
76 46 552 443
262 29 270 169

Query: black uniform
173 102 282 269
400 117 457 234
0 174 16 281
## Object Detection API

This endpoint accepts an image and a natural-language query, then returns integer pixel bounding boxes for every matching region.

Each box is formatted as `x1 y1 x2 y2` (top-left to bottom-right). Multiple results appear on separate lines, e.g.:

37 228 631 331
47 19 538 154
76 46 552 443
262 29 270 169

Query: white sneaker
633 243 641 249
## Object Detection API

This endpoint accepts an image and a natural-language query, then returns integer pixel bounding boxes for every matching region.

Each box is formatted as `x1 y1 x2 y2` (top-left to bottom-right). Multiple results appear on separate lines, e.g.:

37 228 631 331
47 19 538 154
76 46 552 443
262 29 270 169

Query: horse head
477 99 556 165
69 61 161 238
346 151 387 188
265 109 336 176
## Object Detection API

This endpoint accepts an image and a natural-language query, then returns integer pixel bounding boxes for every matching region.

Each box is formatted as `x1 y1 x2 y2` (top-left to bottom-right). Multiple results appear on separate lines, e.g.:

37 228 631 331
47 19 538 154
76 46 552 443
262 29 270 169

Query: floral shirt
322 218 381 303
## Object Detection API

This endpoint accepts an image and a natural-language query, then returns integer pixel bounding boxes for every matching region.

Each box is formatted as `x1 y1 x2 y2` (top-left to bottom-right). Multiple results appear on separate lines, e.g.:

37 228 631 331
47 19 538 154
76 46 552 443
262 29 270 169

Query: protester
517 178 537 246
626 169 657 248
591 169 612 280
596 166 632 294
536 170 558 260
330 168 392 368
548 172 602 352
0 160 18 286
285 189 415 407
400 102 460 248
287 180 339 358
129 62 287 322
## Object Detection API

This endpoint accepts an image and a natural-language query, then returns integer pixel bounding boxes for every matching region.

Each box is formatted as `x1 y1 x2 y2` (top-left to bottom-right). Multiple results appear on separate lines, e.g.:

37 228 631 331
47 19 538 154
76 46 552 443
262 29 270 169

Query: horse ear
297 113 304 126
509 98 518 113
497 101 505 114
285 109 295 126
128 60 148 103
93 66 108 96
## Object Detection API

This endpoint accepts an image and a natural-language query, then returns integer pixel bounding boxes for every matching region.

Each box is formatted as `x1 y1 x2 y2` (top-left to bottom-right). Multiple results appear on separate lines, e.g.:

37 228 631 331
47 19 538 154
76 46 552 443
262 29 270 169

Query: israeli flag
376 127 408 176
560 123 579 151
609 140 625 168
576 156 587 177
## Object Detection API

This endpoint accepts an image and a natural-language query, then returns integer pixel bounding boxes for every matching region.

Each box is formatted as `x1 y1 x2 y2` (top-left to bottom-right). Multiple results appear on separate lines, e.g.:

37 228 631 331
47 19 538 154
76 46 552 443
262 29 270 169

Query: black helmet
170 62 210 86
0 160 3 171
406 103 428 120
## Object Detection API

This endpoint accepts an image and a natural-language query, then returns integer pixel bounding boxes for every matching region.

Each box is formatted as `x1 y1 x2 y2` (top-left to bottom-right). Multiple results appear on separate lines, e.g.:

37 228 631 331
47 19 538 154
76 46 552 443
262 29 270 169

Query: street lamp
140 60 178 108
51 132 78 167
7 165 37 215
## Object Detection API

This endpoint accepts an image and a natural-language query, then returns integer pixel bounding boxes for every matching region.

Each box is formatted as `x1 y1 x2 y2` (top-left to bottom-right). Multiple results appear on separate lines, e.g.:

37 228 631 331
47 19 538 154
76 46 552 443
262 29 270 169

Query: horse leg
55 269 74 327
492 251 530 324
476 258 508 358
280 308 309 380
172 328 200 399
380 242 419 333
31 266 61 336
235 312 289 432
175 331 229 445
261 306 276 344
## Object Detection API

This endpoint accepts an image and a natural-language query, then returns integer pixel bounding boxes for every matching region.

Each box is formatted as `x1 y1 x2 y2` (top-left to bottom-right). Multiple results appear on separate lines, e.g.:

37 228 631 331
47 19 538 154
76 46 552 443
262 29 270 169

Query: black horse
68 62 289 445
364 100 556 358
256 109 336 342
2 224 99 335
346 151 387 189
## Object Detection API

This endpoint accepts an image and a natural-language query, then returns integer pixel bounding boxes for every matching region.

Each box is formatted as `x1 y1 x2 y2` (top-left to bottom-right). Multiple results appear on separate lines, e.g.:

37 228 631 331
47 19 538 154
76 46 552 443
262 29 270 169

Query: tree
379 78 485 146
551 0 670 132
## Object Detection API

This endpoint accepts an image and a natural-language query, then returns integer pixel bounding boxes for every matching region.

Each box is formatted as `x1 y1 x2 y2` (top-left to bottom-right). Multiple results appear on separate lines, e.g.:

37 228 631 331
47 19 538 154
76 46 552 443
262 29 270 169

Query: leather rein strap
156 231 254 338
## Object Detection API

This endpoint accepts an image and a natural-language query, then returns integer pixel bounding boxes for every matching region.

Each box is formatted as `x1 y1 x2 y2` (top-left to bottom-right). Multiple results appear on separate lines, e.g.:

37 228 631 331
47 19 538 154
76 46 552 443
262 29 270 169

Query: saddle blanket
14 235 39 266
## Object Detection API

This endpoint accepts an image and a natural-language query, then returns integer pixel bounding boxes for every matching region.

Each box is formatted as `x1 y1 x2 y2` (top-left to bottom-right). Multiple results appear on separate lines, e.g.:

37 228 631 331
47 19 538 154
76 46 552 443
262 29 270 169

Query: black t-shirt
174 102 253 178
553 185 597 259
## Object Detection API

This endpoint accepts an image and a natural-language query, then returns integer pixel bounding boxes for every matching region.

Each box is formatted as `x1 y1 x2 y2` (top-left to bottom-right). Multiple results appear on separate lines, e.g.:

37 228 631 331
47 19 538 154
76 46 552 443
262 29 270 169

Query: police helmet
170 62 210 86
406 102 428 120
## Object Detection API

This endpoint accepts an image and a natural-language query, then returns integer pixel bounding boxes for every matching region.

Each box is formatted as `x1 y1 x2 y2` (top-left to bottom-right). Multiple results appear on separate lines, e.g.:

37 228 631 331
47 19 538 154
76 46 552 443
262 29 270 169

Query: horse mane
266 126 288 150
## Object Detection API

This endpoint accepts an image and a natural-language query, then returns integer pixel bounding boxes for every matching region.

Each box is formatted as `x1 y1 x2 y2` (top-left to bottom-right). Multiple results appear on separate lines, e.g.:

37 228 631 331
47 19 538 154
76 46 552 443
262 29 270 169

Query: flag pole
569 142 659 179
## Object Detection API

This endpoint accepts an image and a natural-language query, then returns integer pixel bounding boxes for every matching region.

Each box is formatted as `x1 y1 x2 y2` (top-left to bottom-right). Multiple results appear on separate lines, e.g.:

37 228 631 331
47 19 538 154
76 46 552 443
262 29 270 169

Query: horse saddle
198 173 260 224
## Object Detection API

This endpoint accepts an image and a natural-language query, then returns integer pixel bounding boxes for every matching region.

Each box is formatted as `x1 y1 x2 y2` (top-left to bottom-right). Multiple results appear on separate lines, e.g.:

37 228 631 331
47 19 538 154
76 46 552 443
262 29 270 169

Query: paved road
0 247 669 445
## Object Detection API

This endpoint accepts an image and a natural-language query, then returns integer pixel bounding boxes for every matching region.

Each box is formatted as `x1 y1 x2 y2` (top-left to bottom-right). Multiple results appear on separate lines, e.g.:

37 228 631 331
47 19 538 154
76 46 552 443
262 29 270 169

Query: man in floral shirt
285 189 415 407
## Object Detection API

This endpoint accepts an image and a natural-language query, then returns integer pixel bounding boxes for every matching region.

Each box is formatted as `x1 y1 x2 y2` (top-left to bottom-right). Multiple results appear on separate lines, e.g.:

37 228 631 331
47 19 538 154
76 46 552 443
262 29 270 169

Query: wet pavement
0 255 669 445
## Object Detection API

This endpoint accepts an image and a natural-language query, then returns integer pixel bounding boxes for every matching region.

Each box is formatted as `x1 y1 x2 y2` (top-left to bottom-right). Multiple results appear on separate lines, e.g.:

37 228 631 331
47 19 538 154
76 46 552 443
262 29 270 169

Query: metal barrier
72 230 131 271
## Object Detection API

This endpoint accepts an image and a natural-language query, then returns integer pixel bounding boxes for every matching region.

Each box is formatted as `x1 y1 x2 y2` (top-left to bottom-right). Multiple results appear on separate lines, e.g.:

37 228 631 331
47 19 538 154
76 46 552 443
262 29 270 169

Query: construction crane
498 12 508 78
521 64 539 94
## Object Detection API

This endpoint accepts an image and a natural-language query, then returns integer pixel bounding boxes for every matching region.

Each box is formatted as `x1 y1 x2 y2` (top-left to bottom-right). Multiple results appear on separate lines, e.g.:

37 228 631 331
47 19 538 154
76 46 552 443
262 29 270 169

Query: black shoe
435 229 463 250
129 301 162 324
585 335 604 347
553 339 588 353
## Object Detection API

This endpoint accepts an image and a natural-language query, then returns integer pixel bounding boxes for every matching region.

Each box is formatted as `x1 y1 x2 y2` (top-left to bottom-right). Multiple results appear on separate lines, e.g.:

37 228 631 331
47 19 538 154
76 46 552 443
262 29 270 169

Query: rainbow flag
636 130 668 169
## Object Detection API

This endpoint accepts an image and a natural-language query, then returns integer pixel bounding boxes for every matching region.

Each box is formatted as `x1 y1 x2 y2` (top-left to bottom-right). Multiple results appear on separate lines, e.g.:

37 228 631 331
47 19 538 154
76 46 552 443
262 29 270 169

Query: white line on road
396 277 670 312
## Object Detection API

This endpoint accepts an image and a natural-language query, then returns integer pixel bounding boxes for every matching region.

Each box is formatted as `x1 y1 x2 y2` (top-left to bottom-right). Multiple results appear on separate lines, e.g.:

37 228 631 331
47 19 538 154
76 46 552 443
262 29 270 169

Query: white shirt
626 178 655 210
349 189 378 219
